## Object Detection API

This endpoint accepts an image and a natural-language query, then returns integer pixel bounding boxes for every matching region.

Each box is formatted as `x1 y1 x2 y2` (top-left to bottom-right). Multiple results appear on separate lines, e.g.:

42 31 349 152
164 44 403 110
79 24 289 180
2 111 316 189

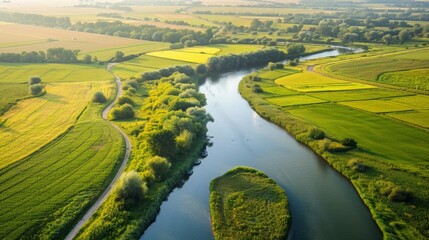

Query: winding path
65 64 131 240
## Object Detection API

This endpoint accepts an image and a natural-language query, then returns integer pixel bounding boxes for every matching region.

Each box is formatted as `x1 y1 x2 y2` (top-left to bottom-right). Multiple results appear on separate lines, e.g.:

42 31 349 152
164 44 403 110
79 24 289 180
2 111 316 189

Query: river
141 48 382 240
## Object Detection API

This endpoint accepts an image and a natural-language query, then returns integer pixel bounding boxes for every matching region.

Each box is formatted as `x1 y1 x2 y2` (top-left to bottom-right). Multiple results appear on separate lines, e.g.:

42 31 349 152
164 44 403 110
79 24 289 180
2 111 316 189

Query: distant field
112 55 195 79
340 99 415 113
0 100 124 239
308 88 411 102
378 69 429 91
0 81 113 169
275 72 375 92
324 48 429 86
177 46 221 54
0 83 27 115
146 49 215 63
266 95 327 106
81 42 170 61
210 44 263 54
387 110 429 128
288 103 429 165
0 22 147 53
0 64 112 83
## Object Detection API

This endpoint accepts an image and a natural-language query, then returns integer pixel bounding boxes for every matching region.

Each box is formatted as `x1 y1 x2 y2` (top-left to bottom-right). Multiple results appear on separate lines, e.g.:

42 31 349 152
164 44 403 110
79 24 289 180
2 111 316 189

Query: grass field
177 46 221 54
340 99 415 113
259 68 300 80
308 88 412 102
260 86 298 96
288 103 429 165
0 81 113 169
209 44 263 54
387 110 429 128
210 167 289 240
275 72 375 92
0 99 124 239
146 49 215 64
0 22 146 53
389 95 429 109
0 63 112 83
378 69 429 91
266 95 327 106
0 83 28 115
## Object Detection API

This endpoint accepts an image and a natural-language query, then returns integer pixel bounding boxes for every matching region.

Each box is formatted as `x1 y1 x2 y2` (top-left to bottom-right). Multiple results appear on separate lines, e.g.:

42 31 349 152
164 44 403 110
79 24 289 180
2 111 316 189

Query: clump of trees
114 171 147 208
308 128 325 140
110 103 135 120
145 156 171 181
141 65 195 81
347 158 369 172
29 76 42 85
267 62 284 70
117 96 134 106
28 76 45 95
0 48 86 64
92 91 107 103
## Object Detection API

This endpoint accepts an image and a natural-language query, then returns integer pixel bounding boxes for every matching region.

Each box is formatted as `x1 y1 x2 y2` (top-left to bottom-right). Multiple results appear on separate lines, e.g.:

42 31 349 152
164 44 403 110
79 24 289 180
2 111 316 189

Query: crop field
0 64 112 83
0 81 113 169
275 72 375 92
112 55 195 79
209 44 263 54
389 95 429 109
324 48 429 84
378 69 429 91
0 22 145 53
146 50 215 64
288 103 429 165
0 83 27 115
177 46 221 55
80 42 170 61
258 68 300 80
191 6 334 14
340 99 415 113
387 111 429 128
266 95 327 106
308 88 412 102
260 86 298 96
0 102 124 239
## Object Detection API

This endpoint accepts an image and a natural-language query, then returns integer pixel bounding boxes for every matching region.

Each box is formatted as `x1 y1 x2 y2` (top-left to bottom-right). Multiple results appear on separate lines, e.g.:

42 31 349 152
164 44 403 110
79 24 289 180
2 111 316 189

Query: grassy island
209 167 290 240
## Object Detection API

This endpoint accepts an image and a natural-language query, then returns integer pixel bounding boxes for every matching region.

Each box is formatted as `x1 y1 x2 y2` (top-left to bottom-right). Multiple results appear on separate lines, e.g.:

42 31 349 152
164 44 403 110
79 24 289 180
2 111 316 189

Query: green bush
110 103 135 119
341 138 357 148
117 96 134 106
29 84 43 95
379 181 412 202
253 85 263 93
126 80 139 89
309 128 325 140
114 171 147 208
347 158 369 172
92 91 107 103
29 76 42 85
146 156 171 181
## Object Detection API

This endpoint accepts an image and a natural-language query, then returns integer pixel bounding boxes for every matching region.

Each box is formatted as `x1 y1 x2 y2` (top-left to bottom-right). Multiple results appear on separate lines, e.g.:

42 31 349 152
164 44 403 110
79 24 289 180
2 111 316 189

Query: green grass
112 55 196 79
340 99 415 113
0 82 113 169
378 69 429 91
266 95 327 106
210 167 289 240
288 103 429 165
0 83 28 115
275 72 375 92
0 102 124 239
209 44 264 55
308 88 412 102
0 64 112 83
387 110 429 128
389 95 429 109
146 50 214 63
260 86 298 96
259 68 300 80
81 42 170 61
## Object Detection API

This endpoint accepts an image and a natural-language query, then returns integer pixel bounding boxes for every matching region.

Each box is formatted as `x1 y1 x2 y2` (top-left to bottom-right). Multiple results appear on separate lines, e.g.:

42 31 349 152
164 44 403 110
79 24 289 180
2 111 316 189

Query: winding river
141 48 382 240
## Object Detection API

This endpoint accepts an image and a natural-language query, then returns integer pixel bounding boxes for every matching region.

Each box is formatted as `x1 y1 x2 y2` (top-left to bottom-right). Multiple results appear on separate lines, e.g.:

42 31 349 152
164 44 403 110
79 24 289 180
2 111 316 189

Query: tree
146 156 171 181
29 76 41 85
115 51 124 61
117 96 134 106
341 138 357 148
92 91 106 103
146 129 177 158
29 84 43 95
114 171 146 207
382 34 392 45
398 29 411 42
83 54 92 64
287 43 305 57
195 64 207 75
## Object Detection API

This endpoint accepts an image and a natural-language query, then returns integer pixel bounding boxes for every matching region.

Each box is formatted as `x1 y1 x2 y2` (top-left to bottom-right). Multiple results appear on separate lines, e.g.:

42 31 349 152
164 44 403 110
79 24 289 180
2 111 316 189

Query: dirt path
65 64 131 240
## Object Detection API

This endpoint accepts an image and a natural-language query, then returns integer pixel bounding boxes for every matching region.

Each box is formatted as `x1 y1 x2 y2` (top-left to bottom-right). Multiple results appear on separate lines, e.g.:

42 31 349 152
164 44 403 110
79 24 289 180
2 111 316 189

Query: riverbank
210 167 290 240
239 62 428 239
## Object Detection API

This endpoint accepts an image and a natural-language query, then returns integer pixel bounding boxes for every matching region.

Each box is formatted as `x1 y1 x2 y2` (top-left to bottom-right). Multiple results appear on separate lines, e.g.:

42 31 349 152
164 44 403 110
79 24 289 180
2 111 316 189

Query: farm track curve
65 64 131 240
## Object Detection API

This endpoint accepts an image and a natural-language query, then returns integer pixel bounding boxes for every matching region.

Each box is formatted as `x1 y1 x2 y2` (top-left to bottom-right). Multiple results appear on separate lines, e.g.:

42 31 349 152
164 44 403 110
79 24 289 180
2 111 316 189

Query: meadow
0 22 146 54
0 99 124 240
210 167 289 240
0 63 112 83
266 95 327 106
0 83 27 115
0 81 113 169
146 50 214 64
378 69 429 91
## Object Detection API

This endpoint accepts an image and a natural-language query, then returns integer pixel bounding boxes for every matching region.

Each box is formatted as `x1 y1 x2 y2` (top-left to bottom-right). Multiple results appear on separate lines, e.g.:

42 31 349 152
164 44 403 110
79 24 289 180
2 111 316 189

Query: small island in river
209 166 290 240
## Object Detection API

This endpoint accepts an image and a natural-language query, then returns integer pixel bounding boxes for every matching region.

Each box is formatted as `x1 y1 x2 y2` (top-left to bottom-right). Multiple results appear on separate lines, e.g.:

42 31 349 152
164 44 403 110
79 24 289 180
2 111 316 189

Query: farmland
0 83 27 115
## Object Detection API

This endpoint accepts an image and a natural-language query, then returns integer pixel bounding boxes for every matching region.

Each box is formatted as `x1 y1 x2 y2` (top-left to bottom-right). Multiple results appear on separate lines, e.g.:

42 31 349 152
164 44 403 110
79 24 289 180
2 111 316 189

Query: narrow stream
141 48 382 240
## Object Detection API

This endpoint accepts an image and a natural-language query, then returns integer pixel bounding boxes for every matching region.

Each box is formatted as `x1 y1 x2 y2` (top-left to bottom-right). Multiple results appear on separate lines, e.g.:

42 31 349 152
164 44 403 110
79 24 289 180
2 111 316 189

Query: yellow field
387 111 429 128
177 47 221 55
340 99 415 113
0 22 146 53
0 63 112 83
146 49 215 63
0 81 113 169
275 72 375 92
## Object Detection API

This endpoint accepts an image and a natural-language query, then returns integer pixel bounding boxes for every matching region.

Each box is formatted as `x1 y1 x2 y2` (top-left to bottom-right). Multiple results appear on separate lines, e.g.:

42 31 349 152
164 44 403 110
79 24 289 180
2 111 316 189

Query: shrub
110 103 135 119
146 130 177 158
268 62 276 70
140 170 156 188
249 74 261 82
29 84 43 95
146 156 171 181
122 85 130 90
379 181 412 202
29 76 42 85
347 158 369 172
114 171 146 207
341 138 357 148
253 84 263 93
195 64 208 75
117 96 134 106
309 128 325 140
92 91 107 103
126 80 139 89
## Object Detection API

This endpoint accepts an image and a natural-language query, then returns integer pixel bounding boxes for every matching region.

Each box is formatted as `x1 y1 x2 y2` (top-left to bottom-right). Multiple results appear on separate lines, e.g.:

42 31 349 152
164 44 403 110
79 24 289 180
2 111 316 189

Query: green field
209 44 263 55
266 95 327 106
0 101 124 239
177 46 221 54
288 103 428 165
308 88 412 102
378 69 429 91
389 95 429 109
210 167 290 240
81 42 170 61
146 49 215 63
0 83 28 115
260 86 298 96
0 82 112 169
0 64 112 83
387 110 429 128
275 72 375 92
340 99 415 113
259 68 300 80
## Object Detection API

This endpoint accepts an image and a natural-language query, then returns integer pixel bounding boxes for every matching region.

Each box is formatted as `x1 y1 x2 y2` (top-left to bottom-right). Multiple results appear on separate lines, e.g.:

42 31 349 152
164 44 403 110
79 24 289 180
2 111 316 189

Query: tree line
0 48 84 64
